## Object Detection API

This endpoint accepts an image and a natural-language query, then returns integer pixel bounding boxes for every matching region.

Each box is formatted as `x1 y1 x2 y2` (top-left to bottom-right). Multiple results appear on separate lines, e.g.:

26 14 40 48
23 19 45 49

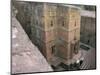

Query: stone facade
13 1 81 65
30 3 81 64
56 5 80 60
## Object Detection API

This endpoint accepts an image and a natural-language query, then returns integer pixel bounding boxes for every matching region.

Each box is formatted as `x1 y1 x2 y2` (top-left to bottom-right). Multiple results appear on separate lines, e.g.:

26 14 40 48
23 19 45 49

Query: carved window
75 21 76 26
62 21 65 26
87 40 90 44
74 41 79 54
51 45 55 54
51 21 53 27
74 36 76 40
74 30 77 40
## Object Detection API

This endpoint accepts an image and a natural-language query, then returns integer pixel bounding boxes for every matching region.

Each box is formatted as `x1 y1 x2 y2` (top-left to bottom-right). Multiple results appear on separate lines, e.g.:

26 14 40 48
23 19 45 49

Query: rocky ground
11 9 53 74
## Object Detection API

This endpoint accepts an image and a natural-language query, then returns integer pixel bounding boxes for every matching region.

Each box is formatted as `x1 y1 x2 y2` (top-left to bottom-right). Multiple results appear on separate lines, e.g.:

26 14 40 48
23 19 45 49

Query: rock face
13 1 81 66
30 3 81 65
80 10 96 48
11 6 53 74
11 1 96 72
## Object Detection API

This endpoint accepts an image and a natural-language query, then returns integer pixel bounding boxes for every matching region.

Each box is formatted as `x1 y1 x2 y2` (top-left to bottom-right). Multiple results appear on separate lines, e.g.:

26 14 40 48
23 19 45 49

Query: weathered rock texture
13 1 81 65
12 1 96 72
80 10 96 48
11 5 53 74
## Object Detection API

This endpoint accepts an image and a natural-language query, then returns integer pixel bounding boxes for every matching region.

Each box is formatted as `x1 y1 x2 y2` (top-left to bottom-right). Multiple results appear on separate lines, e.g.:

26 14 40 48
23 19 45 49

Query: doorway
51 45 56 55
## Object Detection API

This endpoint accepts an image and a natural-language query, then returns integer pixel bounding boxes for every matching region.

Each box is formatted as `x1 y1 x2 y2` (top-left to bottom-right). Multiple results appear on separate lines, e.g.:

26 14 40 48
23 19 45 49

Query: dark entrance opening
51 45 56 55
80 45 90 51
